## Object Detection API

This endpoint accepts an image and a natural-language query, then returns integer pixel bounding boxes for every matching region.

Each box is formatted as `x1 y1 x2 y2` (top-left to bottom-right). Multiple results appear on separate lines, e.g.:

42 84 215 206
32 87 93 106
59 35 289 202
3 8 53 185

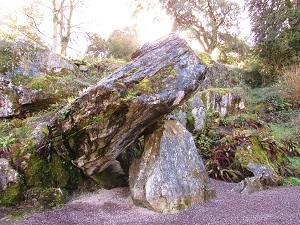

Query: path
12 180 300 225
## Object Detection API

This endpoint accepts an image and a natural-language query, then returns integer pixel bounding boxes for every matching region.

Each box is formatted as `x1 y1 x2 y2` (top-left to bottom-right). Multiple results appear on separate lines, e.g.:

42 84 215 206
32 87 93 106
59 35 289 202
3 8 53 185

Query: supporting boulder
129 120 214 213
46 34 207 176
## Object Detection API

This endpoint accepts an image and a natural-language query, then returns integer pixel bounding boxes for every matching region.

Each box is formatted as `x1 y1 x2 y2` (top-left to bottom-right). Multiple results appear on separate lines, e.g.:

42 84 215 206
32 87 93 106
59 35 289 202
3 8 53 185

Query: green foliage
23 141 82 189
0 41 19 73
196 134 213 159
186 111 195 132
221 113 261 129
287 157 300 169
160 0 240 54
85 33 108 57
27 187 65 208
198 52 212 65
0 183 23 206
268 96 292 111
269 123 297 141
26 76 54 90
38 188 65 208
283 177 300 186
120 90 138 101
107 28 139 60
0 134 16 151
246 0 300 79
82 57 126 77
218 36 250 64
243 54 265 87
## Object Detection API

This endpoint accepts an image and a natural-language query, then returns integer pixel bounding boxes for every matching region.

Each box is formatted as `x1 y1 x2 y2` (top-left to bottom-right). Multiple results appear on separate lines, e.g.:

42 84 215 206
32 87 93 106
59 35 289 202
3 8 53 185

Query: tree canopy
159 0 240 54
107 28 139 60
246 0 300 75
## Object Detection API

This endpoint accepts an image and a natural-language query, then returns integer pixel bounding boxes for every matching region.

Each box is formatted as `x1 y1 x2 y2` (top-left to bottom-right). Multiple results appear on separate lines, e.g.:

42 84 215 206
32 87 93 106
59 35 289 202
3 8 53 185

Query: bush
0 41 19 73
107 28 139 61
243 54 273 87
284 62 300 100
198 52 212 65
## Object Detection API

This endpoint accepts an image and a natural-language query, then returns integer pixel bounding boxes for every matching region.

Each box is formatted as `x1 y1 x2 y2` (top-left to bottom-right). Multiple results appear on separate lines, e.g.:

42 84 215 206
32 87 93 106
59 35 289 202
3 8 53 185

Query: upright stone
129 120 214 213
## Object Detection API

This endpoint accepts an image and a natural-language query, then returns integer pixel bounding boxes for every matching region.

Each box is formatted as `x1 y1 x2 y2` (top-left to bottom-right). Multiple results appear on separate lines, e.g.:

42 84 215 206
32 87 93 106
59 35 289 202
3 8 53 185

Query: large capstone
129 120 214 213
45 33 207 177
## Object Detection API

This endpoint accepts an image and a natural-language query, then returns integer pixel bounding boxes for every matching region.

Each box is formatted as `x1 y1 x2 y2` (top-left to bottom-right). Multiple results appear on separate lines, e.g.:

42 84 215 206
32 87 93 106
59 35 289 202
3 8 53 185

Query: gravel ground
11 179 300 225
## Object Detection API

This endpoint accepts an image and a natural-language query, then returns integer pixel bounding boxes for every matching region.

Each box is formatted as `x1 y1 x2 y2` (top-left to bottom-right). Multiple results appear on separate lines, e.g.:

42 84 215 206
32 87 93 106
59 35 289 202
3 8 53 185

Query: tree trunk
59 0 74 56
52 0 59 53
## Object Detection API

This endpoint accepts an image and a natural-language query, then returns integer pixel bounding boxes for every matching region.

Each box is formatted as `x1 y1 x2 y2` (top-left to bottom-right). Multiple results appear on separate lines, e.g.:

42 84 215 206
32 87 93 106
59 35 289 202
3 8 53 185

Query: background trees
131 0 245 62
107 28 139 61
246 0 300 79
159 0 240 55
85 33 108 58
50 0 79 56
22 0 82 56
85 28 139 61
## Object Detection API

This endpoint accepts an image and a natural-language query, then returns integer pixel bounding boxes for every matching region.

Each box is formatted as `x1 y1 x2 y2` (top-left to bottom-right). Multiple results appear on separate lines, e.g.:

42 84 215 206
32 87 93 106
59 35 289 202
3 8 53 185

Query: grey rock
200 61 244 90
129 120 214 213
0 40 74 77
0 78 47 118
174 88 245 132
247 163 279 186
233 176 264 194
0 158 19 191
168 111 187 127
191 95 206 131
200 89 244 117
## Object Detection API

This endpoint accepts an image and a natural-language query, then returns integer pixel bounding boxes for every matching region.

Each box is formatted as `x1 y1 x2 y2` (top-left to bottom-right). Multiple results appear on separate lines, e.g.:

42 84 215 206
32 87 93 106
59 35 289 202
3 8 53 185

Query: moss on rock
25 187 65 208
0 183 23 206
24 150 83 189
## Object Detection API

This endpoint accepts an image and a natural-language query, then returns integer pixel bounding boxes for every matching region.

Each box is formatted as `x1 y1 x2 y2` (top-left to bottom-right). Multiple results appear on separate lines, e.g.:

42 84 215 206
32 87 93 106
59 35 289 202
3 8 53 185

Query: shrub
284 62 300 100
0 41 19 73
198 52 212 65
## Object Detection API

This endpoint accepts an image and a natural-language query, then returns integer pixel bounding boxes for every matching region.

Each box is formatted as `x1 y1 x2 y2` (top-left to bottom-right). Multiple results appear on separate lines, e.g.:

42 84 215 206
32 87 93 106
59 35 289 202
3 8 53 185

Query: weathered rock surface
233 176 264 194
129 120 213 213
0 158 18 191
44 34 206 176
0 40 74 77
173 88 245 132
0 78 46 118
247 163 280 186
232 164 279 194
200 61 244 90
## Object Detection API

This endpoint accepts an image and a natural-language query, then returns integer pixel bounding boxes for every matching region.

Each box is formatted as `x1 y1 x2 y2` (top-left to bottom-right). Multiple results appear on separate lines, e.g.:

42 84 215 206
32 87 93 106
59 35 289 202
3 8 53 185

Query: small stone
233 176 264 194
0 158 19 191
247 163 279 186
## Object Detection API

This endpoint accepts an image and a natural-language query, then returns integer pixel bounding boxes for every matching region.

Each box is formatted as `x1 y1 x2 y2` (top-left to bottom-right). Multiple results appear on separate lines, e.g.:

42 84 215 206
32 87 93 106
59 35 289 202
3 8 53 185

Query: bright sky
0 0 251 57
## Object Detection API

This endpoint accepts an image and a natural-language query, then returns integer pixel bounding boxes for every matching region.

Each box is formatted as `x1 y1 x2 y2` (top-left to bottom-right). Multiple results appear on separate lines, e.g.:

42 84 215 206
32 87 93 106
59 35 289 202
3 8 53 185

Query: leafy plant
196 134 213 159
0 135 16 151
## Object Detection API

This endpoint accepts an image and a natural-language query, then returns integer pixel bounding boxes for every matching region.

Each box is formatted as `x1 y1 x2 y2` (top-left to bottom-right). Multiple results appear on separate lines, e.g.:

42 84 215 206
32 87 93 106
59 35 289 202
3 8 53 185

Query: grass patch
269 123 297 141
286 157 300 170
283 177 300 186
